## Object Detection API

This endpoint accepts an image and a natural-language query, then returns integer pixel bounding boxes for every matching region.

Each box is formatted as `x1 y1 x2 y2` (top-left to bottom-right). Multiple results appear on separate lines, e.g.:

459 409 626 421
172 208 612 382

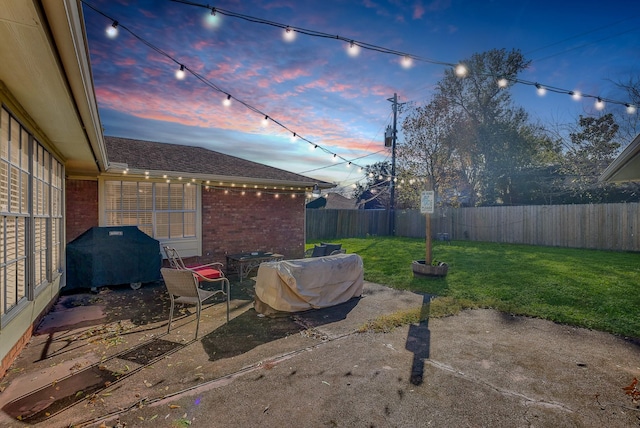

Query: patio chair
321 242 345 255
304 242 345 257
162 245 226 282
160 267 229 339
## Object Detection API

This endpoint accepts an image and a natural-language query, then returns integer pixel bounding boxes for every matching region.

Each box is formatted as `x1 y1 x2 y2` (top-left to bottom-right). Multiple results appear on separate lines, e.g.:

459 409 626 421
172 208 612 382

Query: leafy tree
396 95 462 208
436 49 538 205
352 161 391 209
613 74 640 141
559 113 625 202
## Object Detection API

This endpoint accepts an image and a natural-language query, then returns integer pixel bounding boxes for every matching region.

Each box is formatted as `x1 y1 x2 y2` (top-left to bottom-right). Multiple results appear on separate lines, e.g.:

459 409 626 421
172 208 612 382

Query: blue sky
82 0 640 190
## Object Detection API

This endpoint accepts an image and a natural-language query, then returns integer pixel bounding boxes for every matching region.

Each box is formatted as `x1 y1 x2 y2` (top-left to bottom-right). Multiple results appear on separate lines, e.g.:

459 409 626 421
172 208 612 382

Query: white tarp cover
254 253 364 315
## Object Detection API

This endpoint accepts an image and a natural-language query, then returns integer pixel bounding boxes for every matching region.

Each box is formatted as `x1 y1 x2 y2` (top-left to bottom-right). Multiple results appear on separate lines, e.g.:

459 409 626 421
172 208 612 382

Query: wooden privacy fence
306 203 640 252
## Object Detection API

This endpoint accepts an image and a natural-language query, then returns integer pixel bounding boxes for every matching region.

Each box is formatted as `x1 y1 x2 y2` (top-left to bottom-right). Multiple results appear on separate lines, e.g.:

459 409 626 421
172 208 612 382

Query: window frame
99 178 202 257
0 105 64 323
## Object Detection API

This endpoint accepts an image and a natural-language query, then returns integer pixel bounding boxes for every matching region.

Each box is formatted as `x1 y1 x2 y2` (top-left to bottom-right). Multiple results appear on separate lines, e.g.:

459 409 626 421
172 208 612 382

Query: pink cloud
114 57 137 67
413 3 425 19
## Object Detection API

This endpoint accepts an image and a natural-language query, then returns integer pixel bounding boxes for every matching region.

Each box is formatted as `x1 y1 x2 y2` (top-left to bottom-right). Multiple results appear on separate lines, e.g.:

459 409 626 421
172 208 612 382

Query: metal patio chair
162 245 227 281
160 267 229 339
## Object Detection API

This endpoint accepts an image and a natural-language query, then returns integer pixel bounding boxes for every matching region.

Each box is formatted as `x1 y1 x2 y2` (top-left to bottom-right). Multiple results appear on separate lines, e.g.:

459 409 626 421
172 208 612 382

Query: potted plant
412 259 448 277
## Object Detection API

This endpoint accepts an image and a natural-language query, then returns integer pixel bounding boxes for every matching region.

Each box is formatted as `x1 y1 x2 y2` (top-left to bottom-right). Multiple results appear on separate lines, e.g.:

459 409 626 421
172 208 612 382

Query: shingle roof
104 136 332 186
325 193 357 209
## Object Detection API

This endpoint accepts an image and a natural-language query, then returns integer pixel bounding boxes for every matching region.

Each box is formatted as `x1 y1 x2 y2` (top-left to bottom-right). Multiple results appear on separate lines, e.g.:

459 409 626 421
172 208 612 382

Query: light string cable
170 0 638 112
81 1 374 173
170 0 455 68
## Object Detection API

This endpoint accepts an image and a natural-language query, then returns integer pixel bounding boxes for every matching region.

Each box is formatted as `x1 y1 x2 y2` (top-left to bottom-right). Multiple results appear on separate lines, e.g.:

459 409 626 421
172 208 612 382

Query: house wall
71 178 306 266
200 188 306 264
0 276 60 378
0 91 64 378
66 179 99 243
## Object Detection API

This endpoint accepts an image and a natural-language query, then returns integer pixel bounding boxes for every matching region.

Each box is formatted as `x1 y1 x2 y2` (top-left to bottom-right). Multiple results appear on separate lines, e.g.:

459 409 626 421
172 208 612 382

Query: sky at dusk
81 0 640 191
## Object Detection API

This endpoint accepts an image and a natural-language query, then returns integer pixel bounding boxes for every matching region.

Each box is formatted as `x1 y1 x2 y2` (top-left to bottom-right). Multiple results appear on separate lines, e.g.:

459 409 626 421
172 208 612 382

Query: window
0 106 63 319
104 180 197 240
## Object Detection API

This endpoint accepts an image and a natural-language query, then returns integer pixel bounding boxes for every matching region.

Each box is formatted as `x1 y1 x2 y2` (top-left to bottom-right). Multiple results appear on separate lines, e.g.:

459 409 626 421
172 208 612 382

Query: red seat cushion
188 266 223 280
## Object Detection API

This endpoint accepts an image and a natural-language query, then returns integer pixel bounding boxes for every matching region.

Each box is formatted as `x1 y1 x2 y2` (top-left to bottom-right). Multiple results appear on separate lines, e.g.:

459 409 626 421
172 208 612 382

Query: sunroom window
0 105 63 319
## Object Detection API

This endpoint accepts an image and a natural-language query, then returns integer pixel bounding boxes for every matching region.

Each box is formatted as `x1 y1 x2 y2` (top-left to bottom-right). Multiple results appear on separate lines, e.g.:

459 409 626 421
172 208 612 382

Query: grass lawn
308 237 640 339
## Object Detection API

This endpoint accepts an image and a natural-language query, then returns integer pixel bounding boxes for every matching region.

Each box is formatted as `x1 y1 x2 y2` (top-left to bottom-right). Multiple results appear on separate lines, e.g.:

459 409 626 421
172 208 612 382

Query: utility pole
386 93 398 236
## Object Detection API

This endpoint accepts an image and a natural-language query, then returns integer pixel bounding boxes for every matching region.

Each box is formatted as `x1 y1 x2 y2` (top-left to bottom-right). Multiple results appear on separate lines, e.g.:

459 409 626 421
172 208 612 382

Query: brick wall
200 188 306 264
64 179 306 264
65 179 99 243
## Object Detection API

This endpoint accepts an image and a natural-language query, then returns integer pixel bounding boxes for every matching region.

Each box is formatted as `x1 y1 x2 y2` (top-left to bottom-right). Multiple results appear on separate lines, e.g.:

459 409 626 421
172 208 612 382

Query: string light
262 115 269 127
497 78 508 88
570 90 581 100
290 132 296 142
157 0 638 117
106 21 118 38
283 26 295 42
401 56 413 69
595 97 605 110
175 64 186 80
347 41 360 57
204 8 220 29
535 83 546 96
92 0 640 192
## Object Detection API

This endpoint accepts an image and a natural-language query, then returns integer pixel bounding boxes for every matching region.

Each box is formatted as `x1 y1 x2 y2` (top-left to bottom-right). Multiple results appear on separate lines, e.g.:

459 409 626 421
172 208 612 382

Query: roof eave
599 133 640 183
101 168 336 189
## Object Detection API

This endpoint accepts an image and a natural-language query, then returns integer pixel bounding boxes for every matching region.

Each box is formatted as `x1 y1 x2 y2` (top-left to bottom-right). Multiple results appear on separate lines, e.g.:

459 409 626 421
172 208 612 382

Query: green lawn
308 237 640 338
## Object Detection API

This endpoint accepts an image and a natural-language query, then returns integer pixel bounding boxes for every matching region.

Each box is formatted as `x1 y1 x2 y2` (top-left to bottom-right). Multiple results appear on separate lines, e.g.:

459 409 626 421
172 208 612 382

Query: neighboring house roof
104 136 334 188
600 133 640 183
325 193 357 209
0 0 106 175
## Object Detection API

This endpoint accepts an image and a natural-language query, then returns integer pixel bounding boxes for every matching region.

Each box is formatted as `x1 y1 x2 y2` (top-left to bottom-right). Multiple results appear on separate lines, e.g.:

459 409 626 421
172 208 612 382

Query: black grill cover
65 226 161 290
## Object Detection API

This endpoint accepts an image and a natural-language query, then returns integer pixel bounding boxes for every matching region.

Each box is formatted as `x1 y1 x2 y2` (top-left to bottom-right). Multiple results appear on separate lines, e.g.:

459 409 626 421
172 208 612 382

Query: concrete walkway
0 280 638 427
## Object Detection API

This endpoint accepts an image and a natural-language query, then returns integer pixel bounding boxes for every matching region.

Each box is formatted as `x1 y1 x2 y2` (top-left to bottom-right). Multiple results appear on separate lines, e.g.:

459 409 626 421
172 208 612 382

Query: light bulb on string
626 104 637 114
331 153 338 162
497 78 508 88
571 90 582 101
595 98 605 110
106 21 118 38
347 41 360 57
535 84 546 96
455 64 467 77
175 64 186 80
401 56 413 69
346 162 352 168
290 132 297 142
223 94 231 107
261 116 269 127
204 8 221 29
283 26 295 42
